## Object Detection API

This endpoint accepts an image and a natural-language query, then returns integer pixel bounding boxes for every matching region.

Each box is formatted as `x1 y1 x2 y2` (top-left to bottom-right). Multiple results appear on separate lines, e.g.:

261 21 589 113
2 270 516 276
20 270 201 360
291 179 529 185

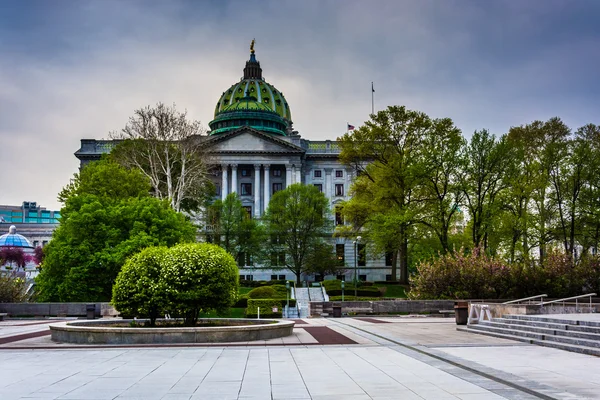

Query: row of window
313 170 344 178
335 244 395 267
217 183 345 197
241 274 395 282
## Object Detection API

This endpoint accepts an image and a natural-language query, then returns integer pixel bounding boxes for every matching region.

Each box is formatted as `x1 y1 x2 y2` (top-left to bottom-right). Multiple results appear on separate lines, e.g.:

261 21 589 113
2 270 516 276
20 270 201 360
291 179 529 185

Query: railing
541 293 597 309
503 294 547 305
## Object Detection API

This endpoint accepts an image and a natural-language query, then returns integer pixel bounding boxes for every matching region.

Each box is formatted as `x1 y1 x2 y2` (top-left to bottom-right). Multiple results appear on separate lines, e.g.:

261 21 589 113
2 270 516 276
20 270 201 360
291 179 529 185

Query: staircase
460 314 600 356
294 287 310 318
309 287 325 302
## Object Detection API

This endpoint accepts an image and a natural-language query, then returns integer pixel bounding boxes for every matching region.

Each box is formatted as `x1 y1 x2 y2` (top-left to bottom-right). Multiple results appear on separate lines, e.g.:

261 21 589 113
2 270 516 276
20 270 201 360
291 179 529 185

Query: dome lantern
209 41 292 136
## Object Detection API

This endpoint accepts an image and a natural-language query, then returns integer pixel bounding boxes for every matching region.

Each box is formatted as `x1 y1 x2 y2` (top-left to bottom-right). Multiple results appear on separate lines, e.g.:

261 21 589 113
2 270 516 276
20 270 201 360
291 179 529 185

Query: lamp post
341 280 345 302
285 281 290 318
353 236 362 298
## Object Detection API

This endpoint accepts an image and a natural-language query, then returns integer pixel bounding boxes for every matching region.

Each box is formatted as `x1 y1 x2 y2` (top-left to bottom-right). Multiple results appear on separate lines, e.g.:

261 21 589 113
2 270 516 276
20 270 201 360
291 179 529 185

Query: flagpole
371 82 374 115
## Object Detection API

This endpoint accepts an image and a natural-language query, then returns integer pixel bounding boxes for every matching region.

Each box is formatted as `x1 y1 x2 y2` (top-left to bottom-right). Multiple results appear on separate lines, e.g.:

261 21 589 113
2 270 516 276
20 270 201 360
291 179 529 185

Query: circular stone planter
50 318 295 345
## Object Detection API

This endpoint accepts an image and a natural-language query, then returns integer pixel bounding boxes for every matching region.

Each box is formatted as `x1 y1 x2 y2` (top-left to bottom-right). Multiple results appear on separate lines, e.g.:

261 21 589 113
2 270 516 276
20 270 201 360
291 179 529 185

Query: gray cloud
1 0 599 210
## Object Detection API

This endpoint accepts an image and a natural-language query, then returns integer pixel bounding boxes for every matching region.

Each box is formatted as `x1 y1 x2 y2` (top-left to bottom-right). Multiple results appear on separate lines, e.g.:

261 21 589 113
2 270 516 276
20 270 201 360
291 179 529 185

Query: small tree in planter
112 246 170 326
162 243 239 326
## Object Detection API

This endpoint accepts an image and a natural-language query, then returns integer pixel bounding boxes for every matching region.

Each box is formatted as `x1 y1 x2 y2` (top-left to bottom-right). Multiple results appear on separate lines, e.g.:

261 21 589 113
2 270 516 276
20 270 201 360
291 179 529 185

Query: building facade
0 201 60 248
75 47 394 282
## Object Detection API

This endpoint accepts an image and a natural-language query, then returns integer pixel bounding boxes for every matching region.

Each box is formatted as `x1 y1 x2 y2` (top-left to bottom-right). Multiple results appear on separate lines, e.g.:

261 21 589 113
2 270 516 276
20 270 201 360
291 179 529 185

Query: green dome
209 95 288 135
214 79 292 122
209 49 292 136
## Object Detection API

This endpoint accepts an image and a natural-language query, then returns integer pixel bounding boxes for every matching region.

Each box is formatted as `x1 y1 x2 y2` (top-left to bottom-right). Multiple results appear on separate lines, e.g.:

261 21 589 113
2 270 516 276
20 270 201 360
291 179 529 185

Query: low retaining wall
309 300 455 317
0 303 119 318
470 302 600 319
50 318 294 344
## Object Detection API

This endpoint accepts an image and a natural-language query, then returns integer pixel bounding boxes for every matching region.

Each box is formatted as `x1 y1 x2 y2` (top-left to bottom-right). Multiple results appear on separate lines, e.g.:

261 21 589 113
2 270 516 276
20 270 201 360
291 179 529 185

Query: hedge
247 285 289 299
233 295 248 308
245 298 296 318
240 279 293 288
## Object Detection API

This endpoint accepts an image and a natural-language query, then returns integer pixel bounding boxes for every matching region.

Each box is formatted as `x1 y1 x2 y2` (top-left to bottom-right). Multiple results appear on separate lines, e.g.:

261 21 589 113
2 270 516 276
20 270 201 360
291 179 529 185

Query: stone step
458 326 600 357
492 317 600 334
485 320 600 341
472 322 600 349
502 314 600 328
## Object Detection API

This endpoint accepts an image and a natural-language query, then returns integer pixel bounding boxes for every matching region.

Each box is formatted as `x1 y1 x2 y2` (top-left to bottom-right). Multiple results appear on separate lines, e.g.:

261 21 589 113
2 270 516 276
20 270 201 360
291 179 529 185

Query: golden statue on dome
250 39 255 54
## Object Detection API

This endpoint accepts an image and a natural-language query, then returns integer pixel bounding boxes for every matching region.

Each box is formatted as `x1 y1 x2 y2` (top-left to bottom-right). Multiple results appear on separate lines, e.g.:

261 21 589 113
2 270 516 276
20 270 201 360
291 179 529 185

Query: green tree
418 117 465 253
263 184 331 284
338 106 432 283
459 130 510 252
207 193 265 265
36 159 196 302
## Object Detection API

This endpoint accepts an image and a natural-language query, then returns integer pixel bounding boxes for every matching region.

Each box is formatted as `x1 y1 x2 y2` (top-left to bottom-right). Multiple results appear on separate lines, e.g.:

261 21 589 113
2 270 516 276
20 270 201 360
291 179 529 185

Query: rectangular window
238 252 246 267
240 275 246 281
278 252 286 266
33 241 39 247
336 275 345 281
314 184 322 192
314 170 322 178
241 168 251 177
335 184 344 196
246 275 253 281
335 170 344 178
215 184 221 196
385 251 394 267
385 274 393 282
271 252 278 266
359 274 367 282
42 241 48 247
271 274 278 281
335 207 344 226
272 183 283 193
273 169 282 177
358 243 366 266
278 274 286 280
241 183 252 195
243 206 252 219
336 244 345 266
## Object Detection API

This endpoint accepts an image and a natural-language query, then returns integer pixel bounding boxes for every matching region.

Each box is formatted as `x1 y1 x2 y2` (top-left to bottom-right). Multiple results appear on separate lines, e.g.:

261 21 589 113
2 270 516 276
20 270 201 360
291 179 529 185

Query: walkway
0 316 599 399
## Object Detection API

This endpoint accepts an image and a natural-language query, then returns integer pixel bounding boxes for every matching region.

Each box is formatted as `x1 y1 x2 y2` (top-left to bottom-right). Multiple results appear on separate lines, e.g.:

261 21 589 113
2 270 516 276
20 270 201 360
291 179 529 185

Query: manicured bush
112 243 239 326
112 247 169 326
247 284 289 299
162 243 239 326
245 298 296 318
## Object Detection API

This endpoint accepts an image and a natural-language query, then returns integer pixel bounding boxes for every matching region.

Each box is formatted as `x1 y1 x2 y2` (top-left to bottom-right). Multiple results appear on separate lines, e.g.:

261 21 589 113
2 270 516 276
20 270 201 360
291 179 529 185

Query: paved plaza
0 317 598 399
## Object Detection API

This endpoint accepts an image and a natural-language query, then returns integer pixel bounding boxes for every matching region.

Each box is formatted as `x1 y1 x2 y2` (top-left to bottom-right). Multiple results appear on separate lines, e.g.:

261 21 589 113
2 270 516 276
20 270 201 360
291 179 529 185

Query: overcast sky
1 0 599 211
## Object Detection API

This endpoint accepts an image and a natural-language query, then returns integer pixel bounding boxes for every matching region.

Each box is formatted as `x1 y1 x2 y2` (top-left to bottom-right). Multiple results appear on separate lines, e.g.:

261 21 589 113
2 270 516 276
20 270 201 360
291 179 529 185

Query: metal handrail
503 294 548 305
541 293 597 306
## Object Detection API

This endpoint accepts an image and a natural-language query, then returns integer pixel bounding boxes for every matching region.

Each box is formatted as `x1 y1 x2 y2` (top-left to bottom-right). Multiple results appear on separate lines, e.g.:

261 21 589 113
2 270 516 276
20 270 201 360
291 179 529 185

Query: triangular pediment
204 127 304 154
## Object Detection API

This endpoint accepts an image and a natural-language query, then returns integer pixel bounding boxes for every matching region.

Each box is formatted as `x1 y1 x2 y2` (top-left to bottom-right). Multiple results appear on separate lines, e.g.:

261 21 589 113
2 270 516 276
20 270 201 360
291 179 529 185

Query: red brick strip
302 326 357 345
353 318 390 324
0 329 51 345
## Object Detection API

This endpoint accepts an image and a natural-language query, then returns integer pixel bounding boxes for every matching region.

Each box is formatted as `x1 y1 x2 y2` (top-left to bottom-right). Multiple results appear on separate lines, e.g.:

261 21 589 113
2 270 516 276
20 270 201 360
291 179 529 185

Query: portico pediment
204 128 305 154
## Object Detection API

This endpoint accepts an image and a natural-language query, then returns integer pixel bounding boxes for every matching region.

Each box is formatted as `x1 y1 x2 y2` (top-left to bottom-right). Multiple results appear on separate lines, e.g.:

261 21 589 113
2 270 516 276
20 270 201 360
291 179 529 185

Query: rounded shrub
112 246 169 326
161 243 239 326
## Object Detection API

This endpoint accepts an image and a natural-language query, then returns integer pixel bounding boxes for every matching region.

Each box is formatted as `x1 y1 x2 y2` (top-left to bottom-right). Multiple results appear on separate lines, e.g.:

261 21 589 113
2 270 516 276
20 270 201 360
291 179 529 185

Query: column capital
285 164 292 171
324 167 333 174
231 164 238 170
254 163 261 170
263 164 271 170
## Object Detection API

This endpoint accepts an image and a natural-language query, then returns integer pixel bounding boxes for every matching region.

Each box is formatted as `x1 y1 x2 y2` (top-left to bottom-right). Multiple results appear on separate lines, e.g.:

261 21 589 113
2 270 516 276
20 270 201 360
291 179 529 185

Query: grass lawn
373 284 408 298
239 287 253 295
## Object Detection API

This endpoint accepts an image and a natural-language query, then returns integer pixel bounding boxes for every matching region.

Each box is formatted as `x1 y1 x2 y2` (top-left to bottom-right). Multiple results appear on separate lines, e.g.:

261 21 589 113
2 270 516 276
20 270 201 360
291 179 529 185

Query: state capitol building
75 46 394 282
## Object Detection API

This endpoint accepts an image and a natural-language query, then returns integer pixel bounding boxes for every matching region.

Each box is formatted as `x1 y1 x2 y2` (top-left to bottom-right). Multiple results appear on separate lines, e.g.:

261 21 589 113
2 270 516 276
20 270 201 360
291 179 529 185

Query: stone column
231 164 238 194
325 168 332 200
263 164 270 212
285 164 292 188
295 165 302 185
254 164 261 218
221 164 229 201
